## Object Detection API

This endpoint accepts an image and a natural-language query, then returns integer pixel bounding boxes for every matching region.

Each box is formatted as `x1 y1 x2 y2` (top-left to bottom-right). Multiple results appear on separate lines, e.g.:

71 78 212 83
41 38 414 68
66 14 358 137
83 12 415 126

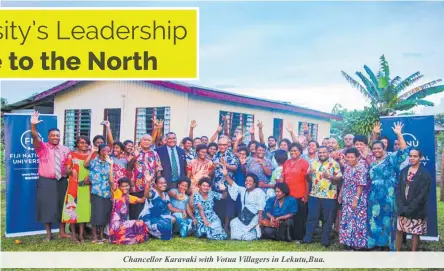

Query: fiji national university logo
402 133 419 148
399 130 430 166
20 130 43 151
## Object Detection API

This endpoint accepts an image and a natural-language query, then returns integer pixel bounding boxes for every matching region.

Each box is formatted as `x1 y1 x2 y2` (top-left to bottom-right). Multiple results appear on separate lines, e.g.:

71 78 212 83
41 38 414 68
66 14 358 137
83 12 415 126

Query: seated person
168 177 196 237
261 182 298 241
109 177 149 245
193 177 228 240
139 176 184 240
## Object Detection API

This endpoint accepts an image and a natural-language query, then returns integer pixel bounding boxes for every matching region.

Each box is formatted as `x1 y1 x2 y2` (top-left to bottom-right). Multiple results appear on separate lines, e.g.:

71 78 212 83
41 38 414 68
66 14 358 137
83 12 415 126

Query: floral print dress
193 191 227 240
339 163 368 248
139 189 173 240
366 148 409 250
109 188 149 245
62 152 91 223
111 154 128 185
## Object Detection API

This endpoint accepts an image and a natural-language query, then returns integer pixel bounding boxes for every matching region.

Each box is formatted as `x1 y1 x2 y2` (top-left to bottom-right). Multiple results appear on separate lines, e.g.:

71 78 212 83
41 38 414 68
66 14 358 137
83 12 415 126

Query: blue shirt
264 196 298 217
89 157 112 198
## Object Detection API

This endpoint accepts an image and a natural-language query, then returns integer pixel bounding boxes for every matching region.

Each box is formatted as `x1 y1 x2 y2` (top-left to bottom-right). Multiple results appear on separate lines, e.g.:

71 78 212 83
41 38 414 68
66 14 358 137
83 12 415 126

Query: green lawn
1 180 442 252
1 183 442 271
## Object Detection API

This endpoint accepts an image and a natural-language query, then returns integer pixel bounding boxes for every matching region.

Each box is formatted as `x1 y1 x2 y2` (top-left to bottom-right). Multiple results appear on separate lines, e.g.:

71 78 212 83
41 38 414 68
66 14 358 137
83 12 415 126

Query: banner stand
4 113 59 237
380 115 439 242
406 235 440 242
5 229 59 238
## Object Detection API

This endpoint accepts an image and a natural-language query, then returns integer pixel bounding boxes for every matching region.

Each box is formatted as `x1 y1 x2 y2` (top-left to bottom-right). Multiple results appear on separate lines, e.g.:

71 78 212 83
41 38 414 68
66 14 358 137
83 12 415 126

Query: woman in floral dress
139 177 184 240
62 136 92 243
182 137 196 165
224 169 266 241
193 177 228 240
110 142 129 186
366 122 408 251
168 178 196 237
187 144 214 193
84 144 113 244
339 147 368 250
109 177 149 245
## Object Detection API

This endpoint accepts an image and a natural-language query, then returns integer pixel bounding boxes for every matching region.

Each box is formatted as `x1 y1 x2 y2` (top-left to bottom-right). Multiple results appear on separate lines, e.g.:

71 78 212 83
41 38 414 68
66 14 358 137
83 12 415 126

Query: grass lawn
1 182 442 271
1 179 443 252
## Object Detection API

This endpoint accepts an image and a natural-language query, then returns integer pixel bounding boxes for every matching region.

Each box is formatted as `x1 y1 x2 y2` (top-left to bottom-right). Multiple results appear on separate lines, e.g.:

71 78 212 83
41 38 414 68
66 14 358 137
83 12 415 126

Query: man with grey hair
213 136 239 233
340 134 355 154
128 133 163 219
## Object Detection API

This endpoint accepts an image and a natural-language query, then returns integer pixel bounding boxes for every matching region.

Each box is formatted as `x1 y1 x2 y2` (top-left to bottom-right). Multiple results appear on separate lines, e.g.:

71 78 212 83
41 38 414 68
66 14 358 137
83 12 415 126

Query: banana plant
342 55 444 116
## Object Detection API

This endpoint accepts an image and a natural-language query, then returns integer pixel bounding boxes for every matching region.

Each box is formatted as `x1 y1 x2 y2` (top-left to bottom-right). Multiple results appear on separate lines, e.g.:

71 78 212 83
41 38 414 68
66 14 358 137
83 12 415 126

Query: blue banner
380 115 438 240
4 113 58 237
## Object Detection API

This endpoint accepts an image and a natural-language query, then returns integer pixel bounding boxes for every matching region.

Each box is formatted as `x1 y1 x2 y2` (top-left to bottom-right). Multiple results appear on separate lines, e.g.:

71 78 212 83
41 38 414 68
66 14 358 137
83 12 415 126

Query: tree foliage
342 55 444 116
330 104 379 144
1 97 7 107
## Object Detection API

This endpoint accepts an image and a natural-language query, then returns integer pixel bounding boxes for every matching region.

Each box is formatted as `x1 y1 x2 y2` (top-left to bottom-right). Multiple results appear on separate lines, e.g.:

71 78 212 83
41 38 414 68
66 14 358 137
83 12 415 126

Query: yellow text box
0 8 198 79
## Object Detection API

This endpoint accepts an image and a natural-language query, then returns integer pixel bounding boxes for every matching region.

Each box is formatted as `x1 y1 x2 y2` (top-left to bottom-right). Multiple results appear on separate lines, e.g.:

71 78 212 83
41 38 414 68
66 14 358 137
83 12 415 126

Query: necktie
170 147 179 182
55 146 62 180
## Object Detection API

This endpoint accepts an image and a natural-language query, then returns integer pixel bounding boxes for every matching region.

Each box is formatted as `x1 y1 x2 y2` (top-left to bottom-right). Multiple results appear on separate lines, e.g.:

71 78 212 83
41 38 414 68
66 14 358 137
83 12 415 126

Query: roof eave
7 80 343 121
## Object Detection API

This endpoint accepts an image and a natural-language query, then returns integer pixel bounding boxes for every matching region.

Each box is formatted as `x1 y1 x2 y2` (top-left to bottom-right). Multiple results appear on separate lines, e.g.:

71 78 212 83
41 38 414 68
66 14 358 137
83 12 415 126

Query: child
267 150 288 200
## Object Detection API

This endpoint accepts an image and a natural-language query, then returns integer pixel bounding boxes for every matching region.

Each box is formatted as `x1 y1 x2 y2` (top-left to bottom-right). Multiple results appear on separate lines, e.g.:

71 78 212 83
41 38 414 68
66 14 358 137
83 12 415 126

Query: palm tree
342 55 444 116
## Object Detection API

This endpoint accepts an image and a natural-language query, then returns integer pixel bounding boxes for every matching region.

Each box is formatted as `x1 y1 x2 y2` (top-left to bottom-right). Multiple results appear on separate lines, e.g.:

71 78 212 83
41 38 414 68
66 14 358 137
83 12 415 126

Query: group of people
31 111 432 251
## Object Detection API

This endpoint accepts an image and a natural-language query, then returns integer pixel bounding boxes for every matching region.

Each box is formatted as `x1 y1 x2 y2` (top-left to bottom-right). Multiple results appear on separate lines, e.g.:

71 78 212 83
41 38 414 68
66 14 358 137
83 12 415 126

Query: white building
2 81 340 149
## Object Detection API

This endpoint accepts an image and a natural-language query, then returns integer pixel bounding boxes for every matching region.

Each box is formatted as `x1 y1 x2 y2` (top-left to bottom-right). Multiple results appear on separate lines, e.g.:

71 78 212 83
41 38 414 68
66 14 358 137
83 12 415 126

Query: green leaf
378 76 389 90
379 55 390 80
393 99 434 111
341 71 378 103
401 81 444 100
394 72 423 94
356 72 379 102
364 65 380 97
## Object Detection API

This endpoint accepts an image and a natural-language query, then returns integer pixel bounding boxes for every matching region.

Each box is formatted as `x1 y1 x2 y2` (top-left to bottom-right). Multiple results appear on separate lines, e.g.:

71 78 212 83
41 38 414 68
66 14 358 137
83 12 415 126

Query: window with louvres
64 109 91 150
298 121 318 142
135 107 170 143
219 111 254 144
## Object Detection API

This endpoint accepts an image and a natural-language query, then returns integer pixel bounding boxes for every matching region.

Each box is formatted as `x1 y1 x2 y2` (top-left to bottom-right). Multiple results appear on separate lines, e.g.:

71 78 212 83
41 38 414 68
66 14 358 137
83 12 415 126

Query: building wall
54 81 331 144
187 96 331 143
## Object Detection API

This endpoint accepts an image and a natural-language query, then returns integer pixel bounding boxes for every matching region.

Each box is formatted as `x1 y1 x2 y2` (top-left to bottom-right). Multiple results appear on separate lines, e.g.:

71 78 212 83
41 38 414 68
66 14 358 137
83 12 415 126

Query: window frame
134 106 171 143
103 108 122 143
273 118 284 141
298 121 319 142
63 109 92 150
219 110 255 144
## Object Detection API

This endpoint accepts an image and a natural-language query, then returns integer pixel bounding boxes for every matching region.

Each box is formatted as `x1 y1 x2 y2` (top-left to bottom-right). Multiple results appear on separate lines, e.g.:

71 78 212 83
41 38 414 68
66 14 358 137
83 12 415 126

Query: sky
1 1 444 114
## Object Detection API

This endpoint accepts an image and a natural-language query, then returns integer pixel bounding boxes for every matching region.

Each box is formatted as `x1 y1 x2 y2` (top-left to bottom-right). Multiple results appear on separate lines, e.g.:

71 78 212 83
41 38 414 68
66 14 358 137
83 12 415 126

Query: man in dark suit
155 132 187 189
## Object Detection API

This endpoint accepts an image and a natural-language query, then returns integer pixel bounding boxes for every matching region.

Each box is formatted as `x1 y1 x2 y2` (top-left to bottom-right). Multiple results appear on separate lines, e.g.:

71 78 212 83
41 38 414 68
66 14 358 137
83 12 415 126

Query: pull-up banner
4 113 58 237
380 115 439 241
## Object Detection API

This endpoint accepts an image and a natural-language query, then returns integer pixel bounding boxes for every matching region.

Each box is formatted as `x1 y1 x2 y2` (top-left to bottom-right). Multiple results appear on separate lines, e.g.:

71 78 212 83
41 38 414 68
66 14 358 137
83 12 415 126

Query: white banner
1 252 444 268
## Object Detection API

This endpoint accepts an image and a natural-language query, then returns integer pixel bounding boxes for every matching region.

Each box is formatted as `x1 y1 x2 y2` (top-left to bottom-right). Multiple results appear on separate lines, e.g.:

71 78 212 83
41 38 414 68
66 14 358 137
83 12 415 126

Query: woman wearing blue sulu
223 166 266 241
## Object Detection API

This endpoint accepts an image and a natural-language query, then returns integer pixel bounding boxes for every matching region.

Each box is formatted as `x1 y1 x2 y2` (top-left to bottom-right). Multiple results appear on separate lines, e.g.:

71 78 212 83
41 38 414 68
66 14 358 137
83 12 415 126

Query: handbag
238 191 256 225
276 219 293 242
261 218 279 228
